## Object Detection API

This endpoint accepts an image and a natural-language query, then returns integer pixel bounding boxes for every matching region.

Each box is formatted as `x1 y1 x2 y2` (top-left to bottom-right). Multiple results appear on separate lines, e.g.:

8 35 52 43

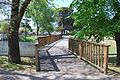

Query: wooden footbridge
34 35 110 78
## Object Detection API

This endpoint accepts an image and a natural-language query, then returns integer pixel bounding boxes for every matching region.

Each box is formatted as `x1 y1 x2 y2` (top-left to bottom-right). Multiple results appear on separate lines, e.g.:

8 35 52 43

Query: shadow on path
39 39 77 71
0 69 45 80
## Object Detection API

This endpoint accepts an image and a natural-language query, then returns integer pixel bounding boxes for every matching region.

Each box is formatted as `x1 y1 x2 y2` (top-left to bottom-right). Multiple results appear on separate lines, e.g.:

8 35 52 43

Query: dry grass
100 39 116 54
0 56 36 73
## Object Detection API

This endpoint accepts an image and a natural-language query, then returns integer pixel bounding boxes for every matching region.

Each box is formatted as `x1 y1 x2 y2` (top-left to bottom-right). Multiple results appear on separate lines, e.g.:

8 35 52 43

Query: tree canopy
70 0 120 66
27 0 55 35
70 0 120 41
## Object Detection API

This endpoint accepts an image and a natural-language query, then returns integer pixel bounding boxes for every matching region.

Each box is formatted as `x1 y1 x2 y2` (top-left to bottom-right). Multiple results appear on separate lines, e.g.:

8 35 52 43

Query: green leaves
70 0 120 42
27 0 55 34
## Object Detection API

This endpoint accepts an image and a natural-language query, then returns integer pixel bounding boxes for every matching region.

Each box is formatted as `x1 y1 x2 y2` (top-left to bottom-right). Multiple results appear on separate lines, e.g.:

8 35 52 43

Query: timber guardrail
35 35 62 71
69 38 110 74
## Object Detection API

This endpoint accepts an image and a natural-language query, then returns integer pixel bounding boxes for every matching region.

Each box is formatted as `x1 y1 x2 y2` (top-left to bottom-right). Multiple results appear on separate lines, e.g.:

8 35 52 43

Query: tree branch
18 0 31 22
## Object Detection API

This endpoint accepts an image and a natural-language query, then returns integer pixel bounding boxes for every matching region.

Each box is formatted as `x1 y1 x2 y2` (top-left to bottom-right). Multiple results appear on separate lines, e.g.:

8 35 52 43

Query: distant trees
57 7 74 34
0 20 8 33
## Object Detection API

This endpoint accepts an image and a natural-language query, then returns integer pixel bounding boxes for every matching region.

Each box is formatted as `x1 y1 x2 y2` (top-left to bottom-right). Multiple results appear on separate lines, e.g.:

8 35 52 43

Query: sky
54 0 73 8
0 0 74 29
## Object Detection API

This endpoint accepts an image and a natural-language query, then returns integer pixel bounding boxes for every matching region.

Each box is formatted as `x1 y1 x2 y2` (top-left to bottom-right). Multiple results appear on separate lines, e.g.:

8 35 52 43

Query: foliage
19 35 35 42
27 0 55 35
70 0 120 42
57 7 74 32
55 26 64 31
0 20 8 33
70 0 120 66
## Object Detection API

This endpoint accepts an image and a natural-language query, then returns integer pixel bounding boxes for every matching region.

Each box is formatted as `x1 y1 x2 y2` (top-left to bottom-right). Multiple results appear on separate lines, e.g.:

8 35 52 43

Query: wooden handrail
69 38 110 74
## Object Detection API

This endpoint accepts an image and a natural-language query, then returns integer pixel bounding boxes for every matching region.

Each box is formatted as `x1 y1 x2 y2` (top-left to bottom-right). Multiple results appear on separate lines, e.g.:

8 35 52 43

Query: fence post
79 41 83 59
103 46 109 74
68 38 70 51
35 43 40 71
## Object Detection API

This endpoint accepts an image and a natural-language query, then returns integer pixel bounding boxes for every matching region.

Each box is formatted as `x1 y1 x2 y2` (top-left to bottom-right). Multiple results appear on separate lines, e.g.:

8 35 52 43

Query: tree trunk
37 26 39 36
114 32 120 66
8 0 31 64
48 32 51 35
8 28 21 63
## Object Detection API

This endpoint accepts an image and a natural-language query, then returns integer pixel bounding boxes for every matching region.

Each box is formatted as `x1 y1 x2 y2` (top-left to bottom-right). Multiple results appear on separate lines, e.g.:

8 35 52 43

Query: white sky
54 0 73 8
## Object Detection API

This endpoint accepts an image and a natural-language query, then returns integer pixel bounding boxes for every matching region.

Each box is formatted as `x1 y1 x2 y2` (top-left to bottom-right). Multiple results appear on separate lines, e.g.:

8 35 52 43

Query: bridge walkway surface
0 38 120 80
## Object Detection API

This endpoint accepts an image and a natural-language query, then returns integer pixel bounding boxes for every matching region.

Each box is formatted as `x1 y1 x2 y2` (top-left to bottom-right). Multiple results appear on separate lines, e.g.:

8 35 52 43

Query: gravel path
0 38 120 80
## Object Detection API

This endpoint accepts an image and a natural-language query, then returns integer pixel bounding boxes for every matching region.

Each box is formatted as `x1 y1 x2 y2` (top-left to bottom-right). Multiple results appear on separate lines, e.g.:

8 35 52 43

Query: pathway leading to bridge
0 38 120 80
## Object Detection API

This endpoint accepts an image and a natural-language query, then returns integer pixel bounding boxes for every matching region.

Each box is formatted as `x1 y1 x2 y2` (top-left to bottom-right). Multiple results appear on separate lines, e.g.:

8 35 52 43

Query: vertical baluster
84 42 86 59
79 41 83 59
95 45 98 65
87 42 90 61
98 45 100 67
90 43 92 62
94 45 96 65
83 42 85 58
91 44 93 63
101 45 104 68
86 42 88 60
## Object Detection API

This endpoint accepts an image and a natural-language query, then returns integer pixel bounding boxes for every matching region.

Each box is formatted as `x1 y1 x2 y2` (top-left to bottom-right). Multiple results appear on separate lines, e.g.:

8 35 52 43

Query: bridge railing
35 35 62 71
69 38 110 74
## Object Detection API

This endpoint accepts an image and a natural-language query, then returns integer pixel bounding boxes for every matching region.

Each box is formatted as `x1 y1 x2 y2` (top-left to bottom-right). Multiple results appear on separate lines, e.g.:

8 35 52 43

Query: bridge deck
1 38 120 80
37 38 107 79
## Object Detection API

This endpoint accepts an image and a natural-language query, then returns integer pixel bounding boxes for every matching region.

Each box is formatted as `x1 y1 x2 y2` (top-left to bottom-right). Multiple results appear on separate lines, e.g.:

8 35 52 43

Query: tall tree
58 7 73 34
8 0 31 63
28 0 55 36
70 0 120 66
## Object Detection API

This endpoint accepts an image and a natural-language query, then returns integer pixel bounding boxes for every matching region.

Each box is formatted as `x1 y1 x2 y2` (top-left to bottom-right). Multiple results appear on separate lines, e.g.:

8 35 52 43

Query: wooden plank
98 45 100 67
103 46 109 74
90 43 92 62
100 46 104 68
35 44 40 71
79 41 83 59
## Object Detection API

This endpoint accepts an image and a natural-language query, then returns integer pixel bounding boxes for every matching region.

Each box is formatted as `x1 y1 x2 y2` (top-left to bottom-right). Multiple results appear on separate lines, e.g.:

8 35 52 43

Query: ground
0 38 120 80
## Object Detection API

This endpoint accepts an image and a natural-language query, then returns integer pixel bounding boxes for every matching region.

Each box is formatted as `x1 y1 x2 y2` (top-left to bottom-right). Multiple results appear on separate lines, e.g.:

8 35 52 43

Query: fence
69 38 110 74
35 34 62 71
0 40 35 57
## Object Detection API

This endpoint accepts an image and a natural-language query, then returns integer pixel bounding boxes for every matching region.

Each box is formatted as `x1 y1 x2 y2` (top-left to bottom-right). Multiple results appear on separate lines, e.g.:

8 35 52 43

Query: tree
57 7 74 34
70 0 120 66
8 0 31 63
28 0 55 36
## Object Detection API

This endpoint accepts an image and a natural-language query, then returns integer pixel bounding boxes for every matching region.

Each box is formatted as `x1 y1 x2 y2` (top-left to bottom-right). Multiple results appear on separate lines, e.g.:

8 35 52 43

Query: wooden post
103 46 109 74
79 41 83 59
35 43 40 71
98 45 100 67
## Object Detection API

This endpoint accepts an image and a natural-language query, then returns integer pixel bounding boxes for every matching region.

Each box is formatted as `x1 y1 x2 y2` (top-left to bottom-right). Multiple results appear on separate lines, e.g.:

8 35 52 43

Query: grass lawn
0 56 36 72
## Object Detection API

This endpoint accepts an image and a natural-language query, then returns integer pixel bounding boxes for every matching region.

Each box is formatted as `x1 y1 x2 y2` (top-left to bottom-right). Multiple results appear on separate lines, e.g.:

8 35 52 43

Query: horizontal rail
69 38 110 74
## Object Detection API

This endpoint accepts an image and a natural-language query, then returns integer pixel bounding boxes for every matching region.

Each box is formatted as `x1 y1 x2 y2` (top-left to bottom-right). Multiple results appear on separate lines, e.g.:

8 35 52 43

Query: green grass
19 35 36 42
0 56 36 72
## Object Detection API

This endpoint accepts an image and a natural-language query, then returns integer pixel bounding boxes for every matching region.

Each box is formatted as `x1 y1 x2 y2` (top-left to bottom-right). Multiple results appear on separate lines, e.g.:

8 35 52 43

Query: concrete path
0 38 120 80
